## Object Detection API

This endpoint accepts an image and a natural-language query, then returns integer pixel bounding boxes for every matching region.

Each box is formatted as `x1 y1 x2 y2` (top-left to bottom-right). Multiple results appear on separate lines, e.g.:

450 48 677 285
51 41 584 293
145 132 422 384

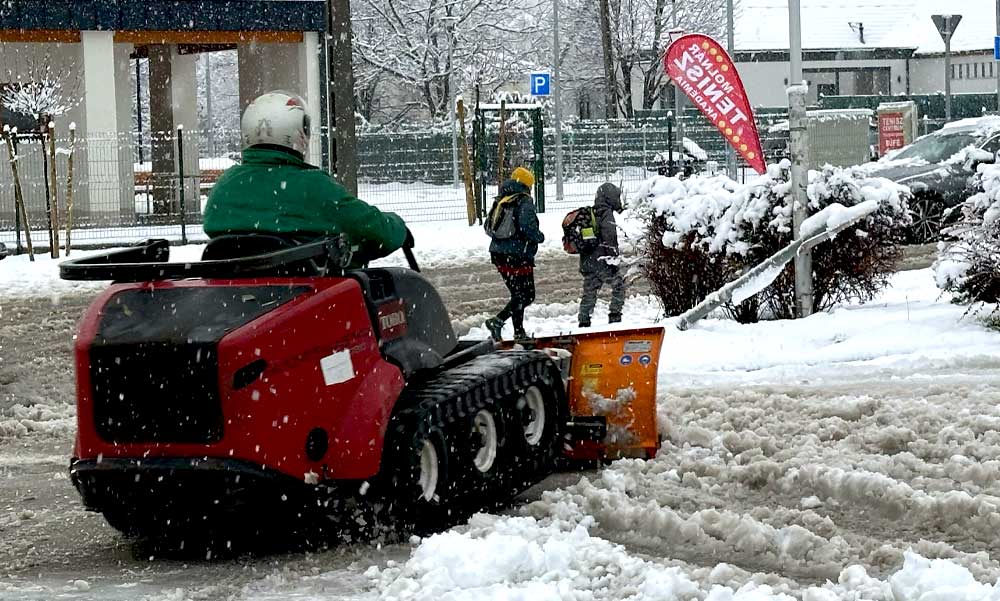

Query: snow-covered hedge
634 162 912 321
934 164 1000 307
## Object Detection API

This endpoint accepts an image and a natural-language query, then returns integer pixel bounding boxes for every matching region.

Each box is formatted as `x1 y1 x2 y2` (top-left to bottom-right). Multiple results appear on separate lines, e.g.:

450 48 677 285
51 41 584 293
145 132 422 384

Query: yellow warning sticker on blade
623 340 653 354
581 363 603 375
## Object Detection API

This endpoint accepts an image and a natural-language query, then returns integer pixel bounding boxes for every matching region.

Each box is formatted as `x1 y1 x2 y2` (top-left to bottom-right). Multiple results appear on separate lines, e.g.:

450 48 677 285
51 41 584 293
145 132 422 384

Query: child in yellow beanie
484 166 544 340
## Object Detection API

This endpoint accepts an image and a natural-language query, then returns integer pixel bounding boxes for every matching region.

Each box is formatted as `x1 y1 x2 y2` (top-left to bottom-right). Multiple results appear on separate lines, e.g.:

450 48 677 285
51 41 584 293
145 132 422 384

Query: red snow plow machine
60 235 663 541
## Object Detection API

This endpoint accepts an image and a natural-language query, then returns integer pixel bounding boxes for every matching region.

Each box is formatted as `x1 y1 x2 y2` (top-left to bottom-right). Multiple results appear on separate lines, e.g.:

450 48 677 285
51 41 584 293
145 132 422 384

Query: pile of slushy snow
365 514 1000 601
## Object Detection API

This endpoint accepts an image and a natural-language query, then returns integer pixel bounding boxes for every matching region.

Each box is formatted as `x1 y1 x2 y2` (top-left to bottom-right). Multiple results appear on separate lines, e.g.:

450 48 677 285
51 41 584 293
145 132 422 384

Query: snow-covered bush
634 162 912 321
934 164 1000 308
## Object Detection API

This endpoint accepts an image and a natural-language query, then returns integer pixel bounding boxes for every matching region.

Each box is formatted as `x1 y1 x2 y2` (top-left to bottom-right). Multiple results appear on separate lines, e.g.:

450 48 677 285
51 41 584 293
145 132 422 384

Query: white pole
451 100 459 187
204 53 214 157
553 0 565 200
789 0 802 83
788 0 813 317
726 0 737 179
447 19 459 188
945 27 952 121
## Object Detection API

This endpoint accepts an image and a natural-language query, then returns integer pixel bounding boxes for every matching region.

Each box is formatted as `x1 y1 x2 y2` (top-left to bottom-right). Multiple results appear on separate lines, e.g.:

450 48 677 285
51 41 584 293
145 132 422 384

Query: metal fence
0 128 235 251
0 111 794 251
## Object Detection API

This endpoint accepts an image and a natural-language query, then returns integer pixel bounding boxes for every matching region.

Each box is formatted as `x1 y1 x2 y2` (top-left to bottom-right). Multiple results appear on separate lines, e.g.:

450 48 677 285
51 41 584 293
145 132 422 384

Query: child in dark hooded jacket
578 182 626 327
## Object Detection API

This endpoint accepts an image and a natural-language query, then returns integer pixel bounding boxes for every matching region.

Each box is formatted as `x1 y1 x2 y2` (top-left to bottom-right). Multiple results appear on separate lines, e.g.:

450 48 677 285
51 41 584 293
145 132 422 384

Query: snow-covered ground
4 253 1000 598
250 268 1000 601
2 186 998 599
0 213 578 299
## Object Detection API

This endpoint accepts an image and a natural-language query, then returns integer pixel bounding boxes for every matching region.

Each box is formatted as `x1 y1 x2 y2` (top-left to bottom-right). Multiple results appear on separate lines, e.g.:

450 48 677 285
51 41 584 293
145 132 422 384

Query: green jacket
203 147 407 266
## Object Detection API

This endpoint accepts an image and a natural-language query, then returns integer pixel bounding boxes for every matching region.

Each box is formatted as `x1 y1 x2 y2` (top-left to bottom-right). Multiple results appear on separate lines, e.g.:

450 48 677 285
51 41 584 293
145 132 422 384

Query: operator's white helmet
240 91 311 157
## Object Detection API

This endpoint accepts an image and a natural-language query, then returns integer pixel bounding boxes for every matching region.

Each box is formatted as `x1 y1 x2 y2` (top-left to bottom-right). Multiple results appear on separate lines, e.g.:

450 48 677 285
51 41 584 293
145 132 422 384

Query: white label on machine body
623 340 653 354
321 350 355 385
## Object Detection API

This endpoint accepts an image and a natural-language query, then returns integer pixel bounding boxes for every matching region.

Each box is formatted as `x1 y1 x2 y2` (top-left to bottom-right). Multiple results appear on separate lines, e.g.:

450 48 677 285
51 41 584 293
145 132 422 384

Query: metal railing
0 112 803 251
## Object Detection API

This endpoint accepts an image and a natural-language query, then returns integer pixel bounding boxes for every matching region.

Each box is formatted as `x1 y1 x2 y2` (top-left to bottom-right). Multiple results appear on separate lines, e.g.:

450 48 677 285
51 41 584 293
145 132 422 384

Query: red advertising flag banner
664 34 766 174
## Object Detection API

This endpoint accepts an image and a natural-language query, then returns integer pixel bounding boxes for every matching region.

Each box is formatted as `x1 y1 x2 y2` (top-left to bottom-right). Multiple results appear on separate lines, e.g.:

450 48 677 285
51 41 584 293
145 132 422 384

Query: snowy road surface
5 236 995 599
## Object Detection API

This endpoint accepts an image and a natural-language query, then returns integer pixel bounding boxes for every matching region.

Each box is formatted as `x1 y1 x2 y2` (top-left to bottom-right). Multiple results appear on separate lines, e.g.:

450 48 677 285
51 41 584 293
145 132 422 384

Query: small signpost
529 73 551 96
932 14 963 120
877 101 919 157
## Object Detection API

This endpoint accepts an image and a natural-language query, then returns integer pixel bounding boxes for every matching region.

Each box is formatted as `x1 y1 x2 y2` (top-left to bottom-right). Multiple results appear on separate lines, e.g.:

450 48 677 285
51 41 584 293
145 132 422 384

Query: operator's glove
403 228 415 249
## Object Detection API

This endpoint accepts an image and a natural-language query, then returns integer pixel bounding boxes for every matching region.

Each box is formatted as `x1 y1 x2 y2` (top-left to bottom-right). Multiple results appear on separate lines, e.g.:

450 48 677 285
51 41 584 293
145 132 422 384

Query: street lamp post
672 0 683 158
442 16 460 188
552 0 565 200
788 0 814 317
726 0 737 179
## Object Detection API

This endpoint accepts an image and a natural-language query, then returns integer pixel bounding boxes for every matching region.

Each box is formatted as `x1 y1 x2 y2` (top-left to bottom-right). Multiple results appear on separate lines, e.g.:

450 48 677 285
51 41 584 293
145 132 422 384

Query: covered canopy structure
0 0 327 235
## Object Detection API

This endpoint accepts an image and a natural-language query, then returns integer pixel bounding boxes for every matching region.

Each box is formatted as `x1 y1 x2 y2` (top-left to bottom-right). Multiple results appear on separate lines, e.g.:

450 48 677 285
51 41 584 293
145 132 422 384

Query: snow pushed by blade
371 514 780 601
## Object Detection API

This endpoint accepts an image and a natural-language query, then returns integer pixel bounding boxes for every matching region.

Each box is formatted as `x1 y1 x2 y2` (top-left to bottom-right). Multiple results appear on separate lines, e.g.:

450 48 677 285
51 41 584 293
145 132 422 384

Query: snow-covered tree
0 51 80 125
935 165 1000 310
565 0 733 118
637 163 911 321
353 0 548 122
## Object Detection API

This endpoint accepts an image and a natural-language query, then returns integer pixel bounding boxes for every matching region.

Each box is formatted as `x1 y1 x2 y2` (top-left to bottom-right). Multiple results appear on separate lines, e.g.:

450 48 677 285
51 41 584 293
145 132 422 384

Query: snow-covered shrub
934 164 1000 308
635 163 912 321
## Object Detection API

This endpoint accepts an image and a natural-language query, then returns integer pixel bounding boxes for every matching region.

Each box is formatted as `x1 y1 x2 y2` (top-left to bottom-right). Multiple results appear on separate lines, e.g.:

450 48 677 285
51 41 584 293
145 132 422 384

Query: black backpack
562 207 599 254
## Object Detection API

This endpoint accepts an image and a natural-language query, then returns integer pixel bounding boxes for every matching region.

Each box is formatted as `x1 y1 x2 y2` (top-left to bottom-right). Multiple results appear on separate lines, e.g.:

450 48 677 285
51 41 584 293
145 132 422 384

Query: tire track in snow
521 373 1000 586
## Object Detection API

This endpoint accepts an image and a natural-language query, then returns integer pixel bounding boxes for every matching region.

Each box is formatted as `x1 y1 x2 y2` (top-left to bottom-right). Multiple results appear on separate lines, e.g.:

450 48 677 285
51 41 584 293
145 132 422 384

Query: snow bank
661 269 1000 386
372 515 701 600
368 512 1000 601
0 206 650 300
0 245 204 299
473 268 1000 390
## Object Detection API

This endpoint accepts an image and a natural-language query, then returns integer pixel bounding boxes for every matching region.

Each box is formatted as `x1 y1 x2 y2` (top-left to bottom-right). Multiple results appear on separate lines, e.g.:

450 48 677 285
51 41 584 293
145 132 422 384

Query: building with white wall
733 0 998 108
0 0 325 233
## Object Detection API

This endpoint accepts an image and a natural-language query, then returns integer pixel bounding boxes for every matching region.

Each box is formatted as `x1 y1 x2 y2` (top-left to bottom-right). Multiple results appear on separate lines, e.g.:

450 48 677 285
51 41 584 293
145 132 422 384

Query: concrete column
171 48 201 213
300 32 322 165
113 43 136 218
80 31 123 221
82 32 118 135
148 45 176 214
238 43 301 112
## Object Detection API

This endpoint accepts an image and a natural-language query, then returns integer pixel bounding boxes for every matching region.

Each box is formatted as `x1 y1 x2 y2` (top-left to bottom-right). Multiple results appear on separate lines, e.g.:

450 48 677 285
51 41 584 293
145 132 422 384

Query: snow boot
485 317 505 340
514 328 529 340
578 319 591 328
608 312 622 324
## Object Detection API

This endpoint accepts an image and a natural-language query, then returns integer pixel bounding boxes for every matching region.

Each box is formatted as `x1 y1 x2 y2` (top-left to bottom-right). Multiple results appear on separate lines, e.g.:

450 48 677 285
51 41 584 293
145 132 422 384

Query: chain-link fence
0 111 794 251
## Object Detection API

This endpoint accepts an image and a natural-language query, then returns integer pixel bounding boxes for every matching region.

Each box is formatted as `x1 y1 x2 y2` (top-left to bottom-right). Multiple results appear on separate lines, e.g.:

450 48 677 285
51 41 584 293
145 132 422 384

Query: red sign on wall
664 34 766 174
878 112 905 155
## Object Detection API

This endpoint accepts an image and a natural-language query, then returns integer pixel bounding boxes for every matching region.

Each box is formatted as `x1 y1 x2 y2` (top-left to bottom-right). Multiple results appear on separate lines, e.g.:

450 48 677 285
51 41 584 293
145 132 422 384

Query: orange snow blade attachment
507 326 664 461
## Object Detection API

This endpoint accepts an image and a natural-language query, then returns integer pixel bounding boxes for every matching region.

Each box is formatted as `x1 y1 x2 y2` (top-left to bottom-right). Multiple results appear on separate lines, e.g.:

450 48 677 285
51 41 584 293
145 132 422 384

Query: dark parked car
869 117 1000 243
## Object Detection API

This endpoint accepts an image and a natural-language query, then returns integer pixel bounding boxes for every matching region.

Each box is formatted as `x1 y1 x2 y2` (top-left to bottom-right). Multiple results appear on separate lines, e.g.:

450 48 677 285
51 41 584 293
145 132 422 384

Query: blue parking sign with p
995 36 1000 60
530 73 551 96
